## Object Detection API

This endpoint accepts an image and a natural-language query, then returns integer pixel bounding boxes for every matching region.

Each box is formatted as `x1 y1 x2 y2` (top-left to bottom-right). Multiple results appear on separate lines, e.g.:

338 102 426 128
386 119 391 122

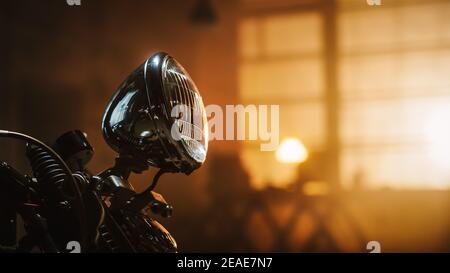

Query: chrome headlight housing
102 52 208 174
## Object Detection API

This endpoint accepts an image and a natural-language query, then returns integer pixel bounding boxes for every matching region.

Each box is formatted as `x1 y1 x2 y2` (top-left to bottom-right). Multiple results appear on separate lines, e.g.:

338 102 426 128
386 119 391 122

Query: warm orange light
425 109 450 180
275 138 308 164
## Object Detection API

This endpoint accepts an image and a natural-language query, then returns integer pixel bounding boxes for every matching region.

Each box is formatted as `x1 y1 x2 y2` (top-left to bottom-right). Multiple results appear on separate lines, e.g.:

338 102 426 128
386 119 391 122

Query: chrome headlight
102 52 208 174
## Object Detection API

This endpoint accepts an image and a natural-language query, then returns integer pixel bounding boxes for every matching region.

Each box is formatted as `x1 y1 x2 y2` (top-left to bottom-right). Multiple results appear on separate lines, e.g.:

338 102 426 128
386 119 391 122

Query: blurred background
0 0 449 252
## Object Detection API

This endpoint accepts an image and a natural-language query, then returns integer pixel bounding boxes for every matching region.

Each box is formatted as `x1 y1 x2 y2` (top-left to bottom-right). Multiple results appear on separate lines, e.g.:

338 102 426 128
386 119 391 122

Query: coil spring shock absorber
26 143 67 201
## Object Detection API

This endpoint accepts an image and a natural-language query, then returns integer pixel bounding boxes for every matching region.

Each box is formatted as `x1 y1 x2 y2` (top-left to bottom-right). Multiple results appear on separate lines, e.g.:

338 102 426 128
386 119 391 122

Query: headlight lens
162 56 208 164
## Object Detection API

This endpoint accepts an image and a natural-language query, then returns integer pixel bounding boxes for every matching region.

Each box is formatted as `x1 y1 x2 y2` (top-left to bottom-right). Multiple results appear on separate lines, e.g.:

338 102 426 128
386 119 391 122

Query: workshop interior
0 0 449 253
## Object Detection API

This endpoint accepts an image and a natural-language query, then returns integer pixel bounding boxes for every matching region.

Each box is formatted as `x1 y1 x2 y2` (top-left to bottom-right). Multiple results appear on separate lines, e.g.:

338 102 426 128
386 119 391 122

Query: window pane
262 12 323 55
340 51 450 98
240 58 324 101
338 2 450 53
341 97 450 145
281 103 325 149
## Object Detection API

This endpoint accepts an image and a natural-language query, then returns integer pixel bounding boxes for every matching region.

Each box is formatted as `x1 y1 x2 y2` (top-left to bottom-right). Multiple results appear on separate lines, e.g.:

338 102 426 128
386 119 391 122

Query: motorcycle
0 52 208 252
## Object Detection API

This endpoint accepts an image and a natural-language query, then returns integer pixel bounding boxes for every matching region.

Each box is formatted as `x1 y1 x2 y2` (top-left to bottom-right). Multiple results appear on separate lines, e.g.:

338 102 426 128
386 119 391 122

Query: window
338 0 450 189
239 0 450 190
239 11 325 188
